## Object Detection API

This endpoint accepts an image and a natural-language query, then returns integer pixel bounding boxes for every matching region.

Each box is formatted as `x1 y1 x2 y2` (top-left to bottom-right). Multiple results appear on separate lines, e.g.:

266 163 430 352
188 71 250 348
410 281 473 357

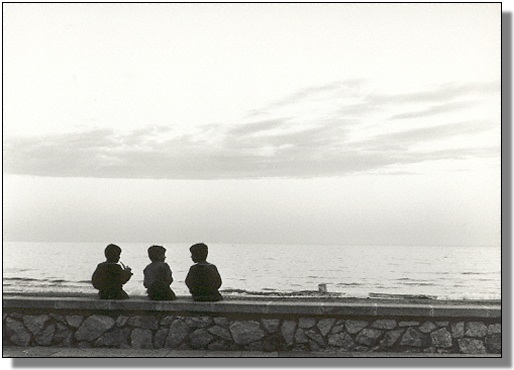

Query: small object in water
318 283 327 293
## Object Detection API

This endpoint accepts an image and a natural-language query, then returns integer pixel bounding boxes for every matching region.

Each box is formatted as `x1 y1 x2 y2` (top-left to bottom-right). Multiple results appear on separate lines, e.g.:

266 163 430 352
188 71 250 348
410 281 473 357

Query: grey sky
3 3 501 245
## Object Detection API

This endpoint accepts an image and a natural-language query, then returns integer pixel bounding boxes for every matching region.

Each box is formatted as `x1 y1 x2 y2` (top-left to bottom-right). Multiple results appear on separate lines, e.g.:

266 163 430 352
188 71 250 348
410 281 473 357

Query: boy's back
92 261 131 299
185 261 223 301
143 261 176 300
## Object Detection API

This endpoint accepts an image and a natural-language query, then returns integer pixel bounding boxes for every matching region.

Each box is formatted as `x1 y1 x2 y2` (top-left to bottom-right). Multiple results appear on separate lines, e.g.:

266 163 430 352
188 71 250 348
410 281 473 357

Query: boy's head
190 243 208 263
148 245 166 262
105 244 121 263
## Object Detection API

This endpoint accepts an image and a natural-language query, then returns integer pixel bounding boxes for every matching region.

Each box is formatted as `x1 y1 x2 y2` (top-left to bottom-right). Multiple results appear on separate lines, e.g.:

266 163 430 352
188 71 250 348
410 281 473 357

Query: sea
3 242 501 300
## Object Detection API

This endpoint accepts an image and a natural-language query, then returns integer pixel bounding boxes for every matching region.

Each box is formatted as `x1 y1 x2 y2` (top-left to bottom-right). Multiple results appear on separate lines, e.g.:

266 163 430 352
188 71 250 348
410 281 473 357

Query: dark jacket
143 261 176 300
185 262 223 301
92 262 132 299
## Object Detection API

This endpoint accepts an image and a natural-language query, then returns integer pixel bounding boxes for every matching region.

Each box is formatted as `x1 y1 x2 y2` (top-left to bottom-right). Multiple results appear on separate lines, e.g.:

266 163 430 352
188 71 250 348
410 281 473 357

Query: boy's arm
212 265 222 289
91 265 103 289
185 266 194 292
116 264 133 284
143 267 150 288
158 263 173 285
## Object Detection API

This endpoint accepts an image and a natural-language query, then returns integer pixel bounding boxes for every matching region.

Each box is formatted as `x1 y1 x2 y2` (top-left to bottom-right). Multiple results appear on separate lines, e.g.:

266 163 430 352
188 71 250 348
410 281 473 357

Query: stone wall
3 297 501 354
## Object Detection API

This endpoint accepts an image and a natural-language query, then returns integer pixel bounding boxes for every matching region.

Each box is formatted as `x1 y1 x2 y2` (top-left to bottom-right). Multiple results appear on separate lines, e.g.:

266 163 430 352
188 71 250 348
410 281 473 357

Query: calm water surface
3 242 501 299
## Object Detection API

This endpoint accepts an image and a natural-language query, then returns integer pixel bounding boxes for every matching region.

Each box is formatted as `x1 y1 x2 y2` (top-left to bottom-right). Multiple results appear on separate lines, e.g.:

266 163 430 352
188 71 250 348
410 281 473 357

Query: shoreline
3 291 501 306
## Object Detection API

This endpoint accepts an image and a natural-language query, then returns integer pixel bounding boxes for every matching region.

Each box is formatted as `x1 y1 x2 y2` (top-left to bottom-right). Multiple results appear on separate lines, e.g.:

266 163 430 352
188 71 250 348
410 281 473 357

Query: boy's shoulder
191 261 215 268
146 261 170 268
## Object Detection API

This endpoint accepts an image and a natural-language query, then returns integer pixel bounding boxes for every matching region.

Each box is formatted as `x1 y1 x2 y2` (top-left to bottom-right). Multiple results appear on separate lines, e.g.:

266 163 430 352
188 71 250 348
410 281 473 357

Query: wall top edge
3 296 501 319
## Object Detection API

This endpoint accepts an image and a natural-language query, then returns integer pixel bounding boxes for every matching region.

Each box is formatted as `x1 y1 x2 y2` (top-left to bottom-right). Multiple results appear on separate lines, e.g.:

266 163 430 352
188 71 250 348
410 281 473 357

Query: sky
2 3 501 246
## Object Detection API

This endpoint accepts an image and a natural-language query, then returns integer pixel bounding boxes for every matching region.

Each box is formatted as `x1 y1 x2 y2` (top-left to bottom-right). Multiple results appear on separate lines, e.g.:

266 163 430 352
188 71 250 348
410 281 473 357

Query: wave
4 277 90 285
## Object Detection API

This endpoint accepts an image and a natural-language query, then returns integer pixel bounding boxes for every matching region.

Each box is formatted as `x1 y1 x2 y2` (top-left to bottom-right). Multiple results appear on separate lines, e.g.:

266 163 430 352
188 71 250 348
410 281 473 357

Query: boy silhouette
185 243 223 301
92 244 133 299
143 245 177 301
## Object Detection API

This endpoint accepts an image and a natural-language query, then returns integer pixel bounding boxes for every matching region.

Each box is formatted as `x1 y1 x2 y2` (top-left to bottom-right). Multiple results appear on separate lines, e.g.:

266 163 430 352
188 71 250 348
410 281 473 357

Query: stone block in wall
65 315 83 328
298 318 316 329
230 321 265 346
160 316 175 327
23 315 49 335
75 315 115 342
330 323 345 335
165 319 189 348
262 319 280 333
355 328 382 346
436 321 449 327
423 347 436 354
458 338 487 354
305 329 326 346
53 323 72 345
345 320 367 334
295 328 309 344
262 334 282 352
95 327 130 348
116 315 129 328
465 322 488 338
317 318 336 336
451 322 464 338
371 319 397 330
488 324 501 335
56 333 73 348
213 317 229 328
245 340 265 351
208 325 232 341
309 339 322 351
419 321 437 333
131 328 154 349
379 329 403 348
35 324 55 346
399 321 419 327
292 342 309 352
208 340 228 351
430 328 452 348
128 316 159 330
328 332 355 350
5 317 31 346
485 333 501 354
280 320 297 346
189 328 214 349
49 314 66 324
153 328 168 348
185 316 213 328
400 327 425 347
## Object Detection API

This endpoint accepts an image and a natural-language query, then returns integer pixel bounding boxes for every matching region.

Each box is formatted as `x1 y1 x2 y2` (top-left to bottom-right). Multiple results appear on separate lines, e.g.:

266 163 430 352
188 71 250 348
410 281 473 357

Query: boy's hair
148 245 166 262
105 244 121 261
190 243 208 262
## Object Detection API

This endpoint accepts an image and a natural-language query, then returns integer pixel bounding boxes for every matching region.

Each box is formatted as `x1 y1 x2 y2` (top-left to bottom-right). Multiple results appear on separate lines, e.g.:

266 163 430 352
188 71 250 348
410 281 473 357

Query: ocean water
3 242 501 300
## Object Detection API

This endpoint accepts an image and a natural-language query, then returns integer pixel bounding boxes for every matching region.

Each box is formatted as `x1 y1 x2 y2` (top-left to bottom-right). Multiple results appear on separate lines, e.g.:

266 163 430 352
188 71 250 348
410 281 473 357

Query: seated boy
143 245 177 300
185 243 223 301
91 244 133 299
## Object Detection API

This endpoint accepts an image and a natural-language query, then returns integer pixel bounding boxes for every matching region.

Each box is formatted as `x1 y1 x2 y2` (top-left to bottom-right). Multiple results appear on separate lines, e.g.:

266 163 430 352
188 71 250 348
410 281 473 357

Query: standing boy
92 244 133 299
185 243 223 301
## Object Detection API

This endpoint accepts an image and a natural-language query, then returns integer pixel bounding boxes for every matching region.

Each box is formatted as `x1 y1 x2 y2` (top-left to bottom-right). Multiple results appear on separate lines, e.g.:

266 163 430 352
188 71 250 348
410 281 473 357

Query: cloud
3 79 499 179
353 120 496 150
367 81 499 106
389 101 475 120
4 120 497 179
252 79 367 115
227 118 288 136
